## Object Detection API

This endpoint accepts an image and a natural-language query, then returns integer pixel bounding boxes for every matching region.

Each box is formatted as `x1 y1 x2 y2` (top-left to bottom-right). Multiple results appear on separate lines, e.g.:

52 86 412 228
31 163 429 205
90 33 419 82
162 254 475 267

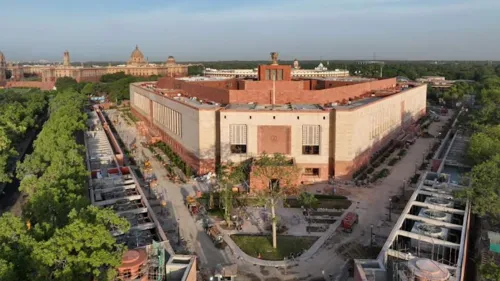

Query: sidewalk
108 109 231 268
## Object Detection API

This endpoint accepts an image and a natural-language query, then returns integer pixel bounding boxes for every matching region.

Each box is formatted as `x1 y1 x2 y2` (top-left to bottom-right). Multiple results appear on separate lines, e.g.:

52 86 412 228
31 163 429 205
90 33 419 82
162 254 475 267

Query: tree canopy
0 90 129 281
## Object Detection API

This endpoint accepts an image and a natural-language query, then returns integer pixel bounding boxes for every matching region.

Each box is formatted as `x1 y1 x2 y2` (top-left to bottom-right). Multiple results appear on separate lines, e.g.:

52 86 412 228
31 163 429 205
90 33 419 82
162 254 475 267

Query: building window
277 69 283 80
303 168 320 176
230 124 247 154
230 145 247 154
302 125 320 155
269 179 280 191
303 145 320 155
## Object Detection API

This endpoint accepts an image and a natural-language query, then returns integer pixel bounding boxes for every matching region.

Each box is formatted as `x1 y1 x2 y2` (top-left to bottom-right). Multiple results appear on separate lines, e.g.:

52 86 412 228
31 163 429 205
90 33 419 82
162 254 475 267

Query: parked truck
342 212 358 233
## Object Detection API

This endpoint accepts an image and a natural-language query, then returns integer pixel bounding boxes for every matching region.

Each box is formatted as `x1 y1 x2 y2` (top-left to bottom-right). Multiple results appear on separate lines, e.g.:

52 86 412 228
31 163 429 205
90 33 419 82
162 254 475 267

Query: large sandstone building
130 53 427 187
7 46 188 83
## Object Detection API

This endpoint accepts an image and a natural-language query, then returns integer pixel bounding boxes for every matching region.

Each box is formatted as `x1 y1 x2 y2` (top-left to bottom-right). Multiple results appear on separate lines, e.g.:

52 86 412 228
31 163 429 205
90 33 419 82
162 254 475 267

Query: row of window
370 103 399 140
132 92 150 114
224 115 327 120
229 124 321 155
153 102 182 137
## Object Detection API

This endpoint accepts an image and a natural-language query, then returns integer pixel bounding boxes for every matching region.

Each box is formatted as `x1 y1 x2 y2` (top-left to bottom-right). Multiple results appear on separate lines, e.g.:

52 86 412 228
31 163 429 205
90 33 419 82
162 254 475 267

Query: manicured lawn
231 235 317 260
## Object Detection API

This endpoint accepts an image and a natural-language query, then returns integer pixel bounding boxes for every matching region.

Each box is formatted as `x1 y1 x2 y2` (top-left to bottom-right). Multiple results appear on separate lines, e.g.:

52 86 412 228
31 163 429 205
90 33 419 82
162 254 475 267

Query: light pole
321 270 325 280
402 179 406 197
177 218 181 246
388 198 392 222
370 224 374 247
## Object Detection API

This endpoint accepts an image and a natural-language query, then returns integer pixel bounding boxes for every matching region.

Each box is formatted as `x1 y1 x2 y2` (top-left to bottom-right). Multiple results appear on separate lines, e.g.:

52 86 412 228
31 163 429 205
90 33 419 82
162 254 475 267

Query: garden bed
306 218 336 224
306 225 329 232
285 198 352 210
230 235 318 260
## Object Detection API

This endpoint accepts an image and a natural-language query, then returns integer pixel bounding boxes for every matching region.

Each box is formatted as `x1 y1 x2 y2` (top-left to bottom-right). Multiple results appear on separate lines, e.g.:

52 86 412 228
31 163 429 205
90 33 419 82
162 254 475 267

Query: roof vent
423 210 447 220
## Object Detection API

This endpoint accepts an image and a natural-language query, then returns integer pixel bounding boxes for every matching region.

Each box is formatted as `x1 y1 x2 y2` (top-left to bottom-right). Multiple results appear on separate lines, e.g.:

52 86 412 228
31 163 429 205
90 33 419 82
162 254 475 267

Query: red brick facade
257 126 291 155
5 81 56 91
155 76 396 106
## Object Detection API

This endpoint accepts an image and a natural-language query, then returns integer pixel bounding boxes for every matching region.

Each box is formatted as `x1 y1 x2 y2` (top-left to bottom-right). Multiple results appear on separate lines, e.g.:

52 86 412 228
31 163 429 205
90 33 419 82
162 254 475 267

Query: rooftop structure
130 52 427 188
5 46 188 84
84 107 196 281
354 130 471 281
204 59 349 79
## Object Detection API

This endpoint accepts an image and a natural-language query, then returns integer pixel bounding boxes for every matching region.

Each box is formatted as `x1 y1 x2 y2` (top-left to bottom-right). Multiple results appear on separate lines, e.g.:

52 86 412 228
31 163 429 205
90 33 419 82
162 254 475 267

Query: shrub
398 149 407 157
388 158 399 166
313 194 348 200
410 174 420 184
366 167 374 174
376 168 390 179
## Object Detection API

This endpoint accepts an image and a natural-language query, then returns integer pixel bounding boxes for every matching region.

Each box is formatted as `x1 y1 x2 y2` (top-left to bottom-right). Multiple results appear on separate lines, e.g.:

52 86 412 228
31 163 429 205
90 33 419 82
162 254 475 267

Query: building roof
176 76 229 82
317 77 376 82
224 103 324 111
327 96 382 110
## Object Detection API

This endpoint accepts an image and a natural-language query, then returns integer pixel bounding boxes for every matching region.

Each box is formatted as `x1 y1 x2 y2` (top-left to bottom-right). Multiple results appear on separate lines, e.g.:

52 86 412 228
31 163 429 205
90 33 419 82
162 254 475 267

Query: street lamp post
370 224 374 247
388 198 392 222
402 179 406 197
177 219 181 246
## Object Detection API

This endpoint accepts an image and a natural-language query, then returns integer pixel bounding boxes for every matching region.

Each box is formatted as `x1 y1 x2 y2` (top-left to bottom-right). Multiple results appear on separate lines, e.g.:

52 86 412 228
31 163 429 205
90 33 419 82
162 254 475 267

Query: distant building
204 59 349 79
130 52 427 188
0 51 6 87
416 76 474 88
6 46 188 83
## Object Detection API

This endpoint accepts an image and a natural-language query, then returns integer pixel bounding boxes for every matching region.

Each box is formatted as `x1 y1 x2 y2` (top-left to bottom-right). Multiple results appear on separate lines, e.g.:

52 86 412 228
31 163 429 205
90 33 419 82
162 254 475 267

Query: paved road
108 110 231 269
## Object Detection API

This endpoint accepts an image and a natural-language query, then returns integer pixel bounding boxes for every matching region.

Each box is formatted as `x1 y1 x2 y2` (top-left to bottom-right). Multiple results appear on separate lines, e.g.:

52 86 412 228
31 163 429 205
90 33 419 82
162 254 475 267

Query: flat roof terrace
224 103 324 111
134 82 221 109
317 77 376 82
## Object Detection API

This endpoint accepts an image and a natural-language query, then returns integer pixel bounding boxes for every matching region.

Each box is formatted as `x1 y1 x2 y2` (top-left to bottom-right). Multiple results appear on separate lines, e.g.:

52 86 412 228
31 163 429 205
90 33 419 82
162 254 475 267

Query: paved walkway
108 110 231 269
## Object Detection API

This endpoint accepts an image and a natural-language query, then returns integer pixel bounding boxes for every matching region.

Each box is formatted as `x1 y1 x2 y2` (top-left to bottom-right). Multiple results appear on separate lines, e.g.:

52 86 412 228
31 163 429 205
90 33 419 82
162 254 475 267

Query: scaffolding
147 241 167 281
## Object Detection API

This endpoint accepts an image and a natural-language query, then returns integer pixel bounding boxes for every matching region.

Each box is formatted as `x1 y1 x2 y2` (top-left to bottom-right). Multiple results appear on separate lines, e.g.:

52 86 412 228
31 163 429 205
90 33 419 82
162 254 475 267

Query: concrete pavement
108 109 231 269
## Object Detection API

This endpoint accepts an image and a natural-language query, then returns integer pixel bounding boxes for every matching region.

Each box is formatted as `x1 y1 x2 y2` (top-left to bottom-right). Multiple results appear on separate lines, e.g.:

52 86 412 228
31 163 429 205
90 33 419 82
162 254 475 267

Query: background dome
130 45 144 59
166 56 176 64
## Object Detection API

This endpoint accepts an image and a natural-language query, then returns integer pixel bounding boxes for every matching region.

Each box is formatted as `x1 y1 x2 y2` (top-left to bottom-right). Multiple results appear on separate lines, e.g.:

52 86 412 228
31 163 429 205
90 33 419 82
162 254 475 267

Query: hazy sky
1 0 499 62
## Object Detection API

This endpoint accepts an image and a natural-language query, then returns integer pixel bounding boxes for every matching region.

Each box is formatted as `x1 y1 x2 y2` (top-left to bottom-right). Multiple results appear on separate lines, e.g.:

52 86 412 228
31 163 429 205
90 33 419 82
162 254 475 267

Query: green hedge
388 158 399 166
285 198 351 209
312 194 348 200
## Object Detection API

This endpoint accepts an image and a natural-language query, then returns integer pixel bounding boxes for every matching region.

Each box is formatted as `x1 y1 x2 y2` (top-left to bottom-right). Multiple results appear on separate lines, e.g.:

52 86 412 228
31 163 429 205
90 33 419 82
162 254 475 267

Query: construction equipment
206 225 226 249
342 212 358 233
185 196 200 216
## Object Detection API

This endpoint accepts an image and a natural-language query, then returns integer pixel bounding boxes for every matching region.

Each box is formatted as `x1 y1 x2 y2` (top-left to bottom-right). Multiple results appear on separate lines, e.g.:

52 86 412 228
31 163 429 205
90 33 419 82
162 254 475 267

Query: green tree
480 261 500 281
55 77 78 92
218 163 245 227
457 154 500 216
80 83 95 96
467 125 500 165
297 192 319 211
252 153 300 248
0 213 37 281
33 207 129 281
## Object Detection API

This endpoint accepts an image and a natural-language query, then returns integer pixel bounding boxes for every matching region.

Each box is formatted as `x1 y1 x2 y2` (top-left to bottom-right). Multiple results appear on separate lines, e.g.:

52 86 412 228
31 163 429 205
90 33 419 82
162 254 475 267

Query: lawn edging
221 203 357 267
